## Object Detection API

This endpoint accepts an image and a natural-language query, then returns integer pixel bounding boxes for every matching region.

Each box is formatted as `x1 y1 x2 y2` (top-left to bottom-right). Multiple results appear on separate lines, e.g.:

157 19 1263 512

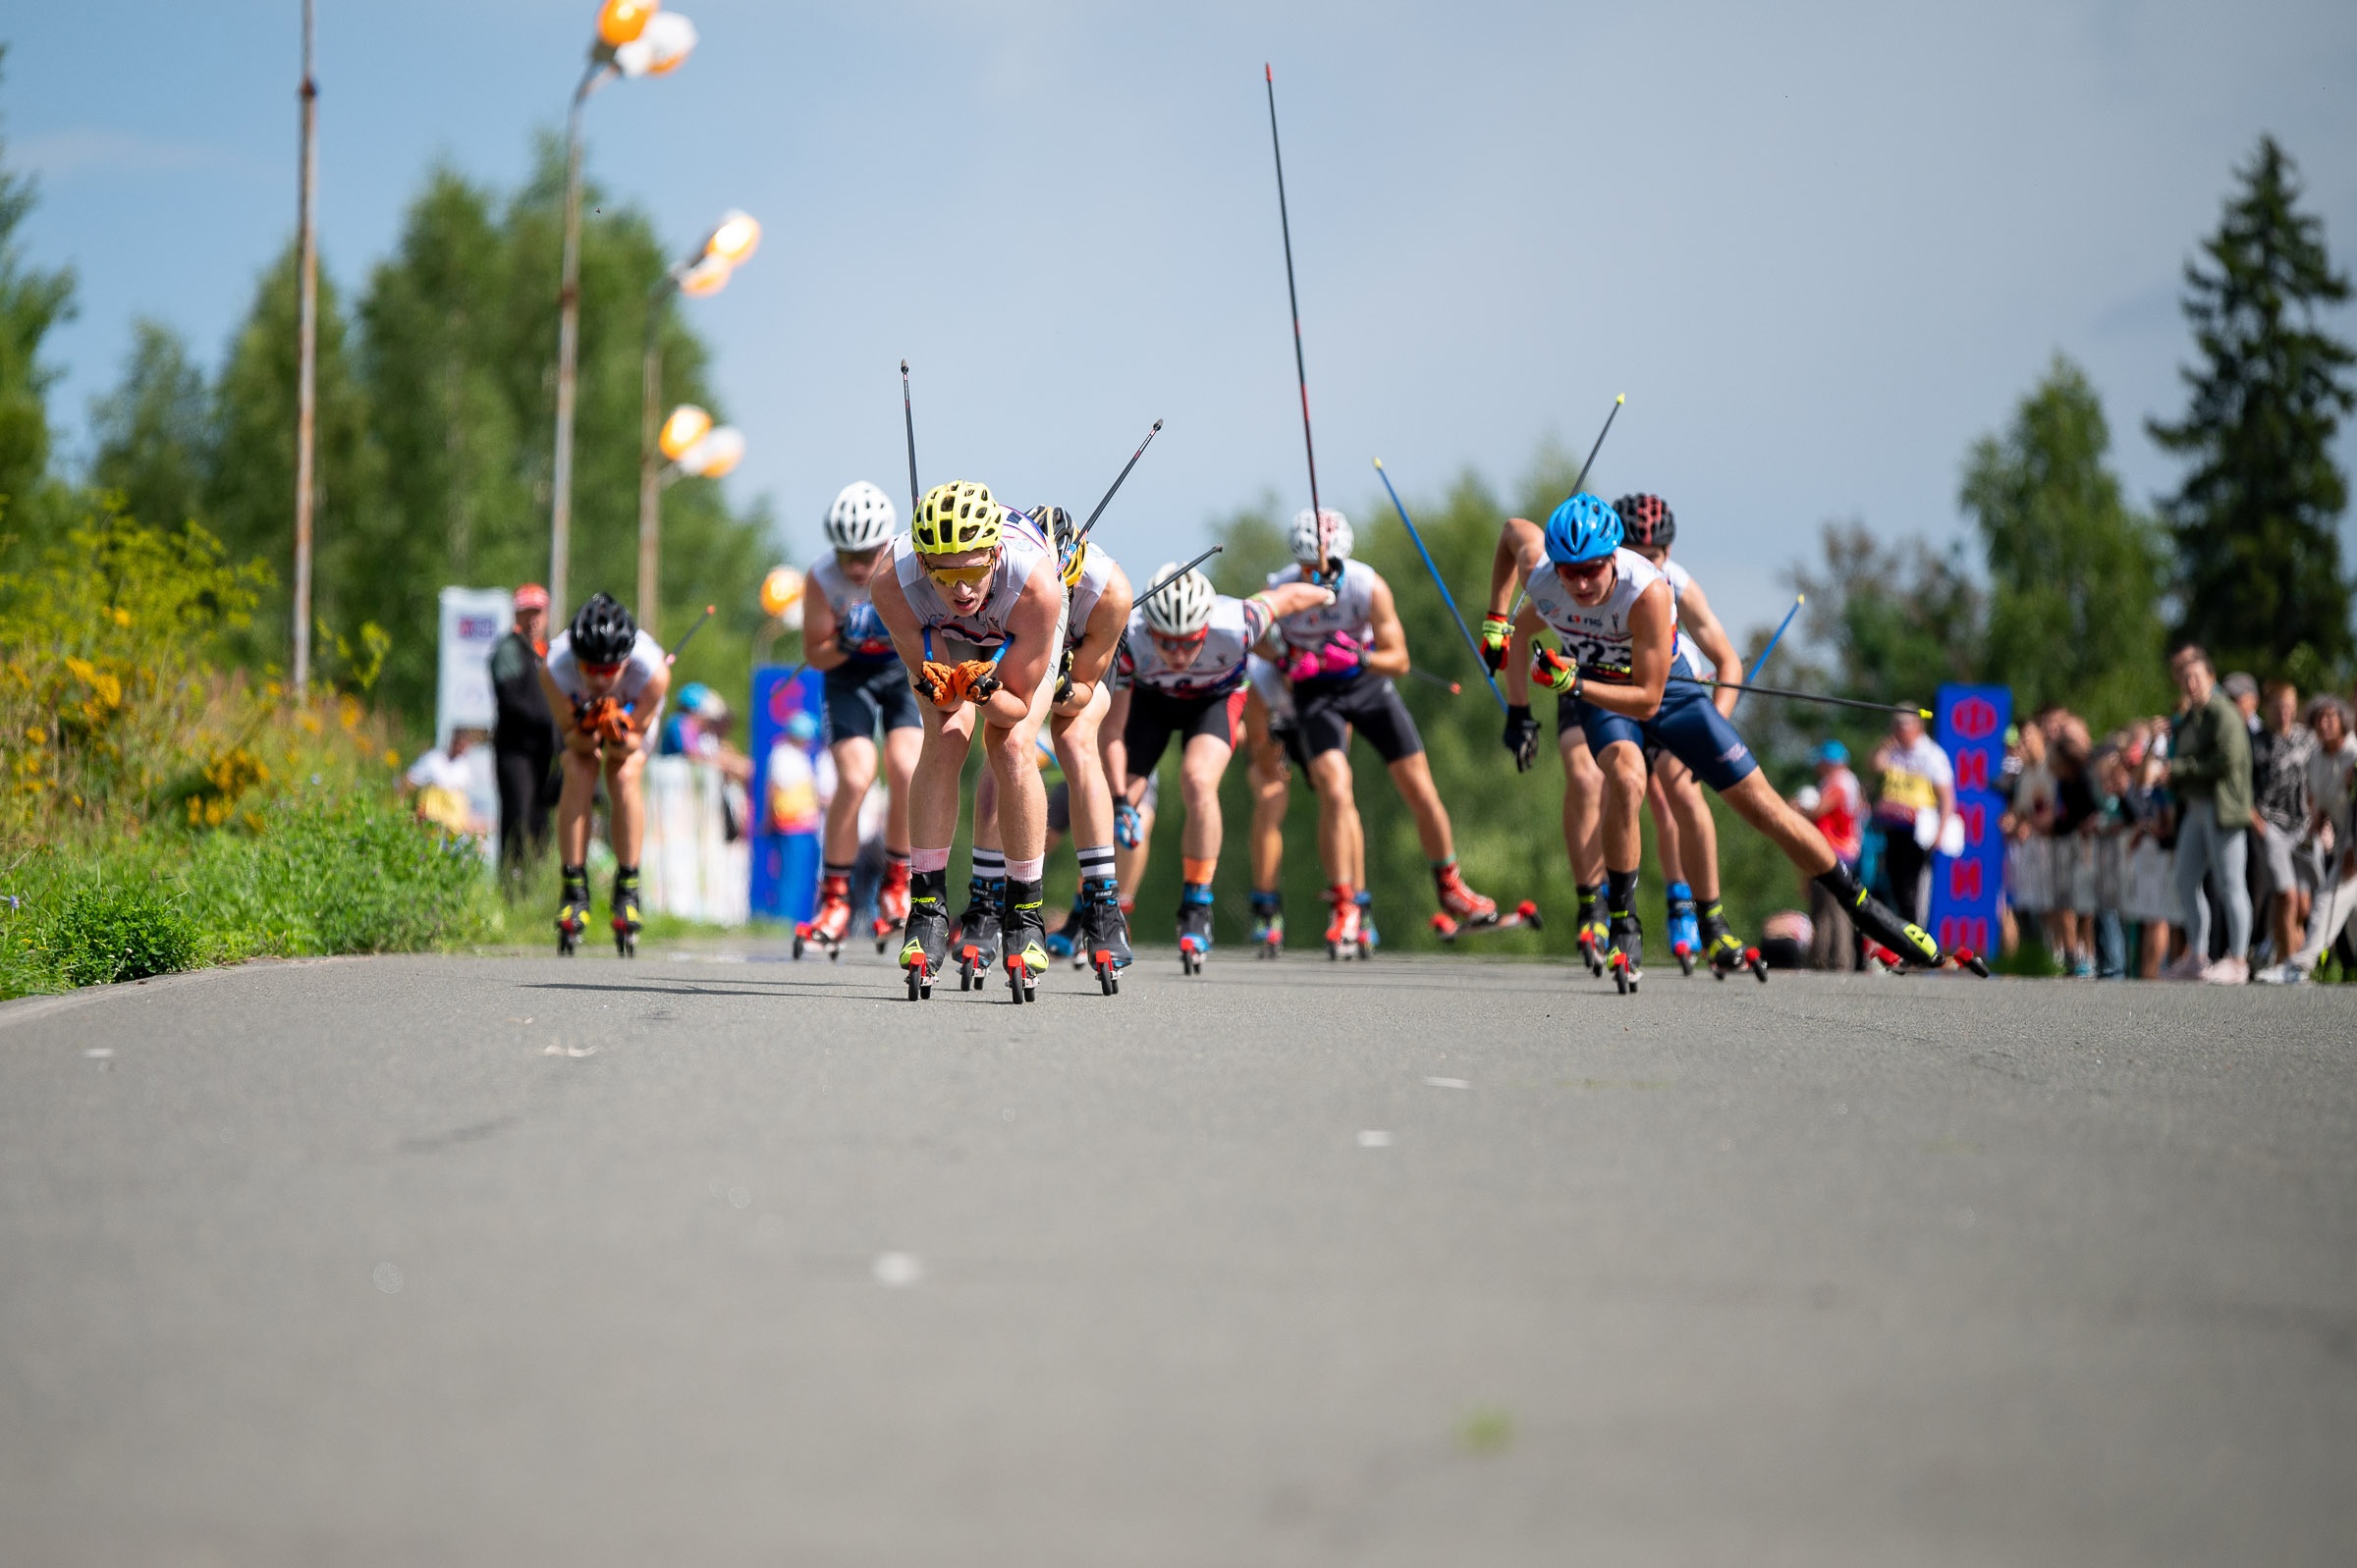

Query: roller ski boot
955 875 1006 993
871 855 911 953
1433 861 1499 931
794 873 854 961
1607 909 1643 995
1573 884 1607 976
1003 879 1050 1003
1249 891 1285 959
1667 881 1700 976
555 867 591 956
1700 901 1767 984
610 869 642 958
1818 865 1987 977
1177 884 1215 975
1355 890 1379 959
1047 895 1087 965
898 872 952 1000
1080 876 1132 995
1324 885 1363 961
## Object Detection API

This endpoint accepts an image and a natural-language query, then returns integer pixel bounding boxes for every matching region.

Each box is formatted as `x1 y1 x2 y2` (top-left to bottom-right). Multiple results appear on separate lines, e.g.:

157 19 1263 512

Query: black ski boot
898 870 952 1000
1814 864 1980 974
610 868 642 957
556 865 590 956
1700 901 1767 983
1081 874 1132 995
1003 878 1049 1003
1608 908 1644 995
955 875 1006 993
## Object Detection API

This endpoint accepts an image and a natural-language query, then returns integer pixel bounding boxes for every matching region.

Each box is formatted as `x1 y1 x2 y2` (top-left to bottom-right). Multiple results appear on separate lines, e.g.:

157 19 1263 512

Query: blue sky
10 0 2357 637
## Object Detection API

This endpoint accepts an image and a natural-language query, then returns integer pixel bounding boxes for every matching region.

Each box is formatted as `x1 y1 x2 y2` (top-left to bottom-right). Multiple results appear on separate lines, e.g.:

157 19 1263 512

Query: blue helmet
676 681 714 715
1544 492 1622 566
1814 738 1849 765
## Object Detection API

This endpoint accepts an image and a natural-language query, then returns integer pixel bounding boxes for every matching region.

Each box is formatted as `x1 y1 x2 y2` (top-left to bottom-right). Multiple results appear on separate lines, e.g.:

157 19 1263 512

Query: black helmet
1613 493 1675 550
570 592 637 665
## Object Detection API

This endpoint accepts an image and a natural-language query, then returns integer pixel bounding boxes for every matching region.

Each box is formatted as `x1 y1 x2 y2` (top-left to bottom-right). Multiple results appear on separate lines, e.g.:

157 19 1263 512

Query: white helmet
1288 506 1353 566
1142 562 1216 637
825 481 898 552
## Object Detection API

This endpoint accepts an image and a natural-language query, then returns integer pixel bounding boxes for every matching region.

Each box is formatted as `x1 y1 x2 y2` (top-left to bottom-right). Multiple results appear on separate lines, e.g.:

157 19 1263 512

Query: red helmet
513 582 551 611
1613 493 1675 550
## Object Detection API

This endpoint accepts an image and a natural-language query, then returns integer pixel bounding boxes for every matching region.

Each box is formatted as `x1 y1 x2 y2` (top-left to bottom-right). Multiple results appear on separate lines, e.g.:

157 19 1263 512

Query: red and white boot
795 874 853 960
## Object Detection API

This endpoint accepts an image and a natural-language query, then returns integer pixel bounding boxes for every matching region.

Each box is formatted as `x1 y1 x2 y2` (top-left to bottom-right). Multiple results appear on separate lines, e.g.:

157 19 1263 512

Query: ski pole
1510 393 1626 619
900 358 920 517
1263 64 1327 579
1733 593 1804 715
664 604 717 666
1667 673 1930 720
1072 418 1165 549
1373 457 1508 715
1135 545 1226 605
1403 666 1461 694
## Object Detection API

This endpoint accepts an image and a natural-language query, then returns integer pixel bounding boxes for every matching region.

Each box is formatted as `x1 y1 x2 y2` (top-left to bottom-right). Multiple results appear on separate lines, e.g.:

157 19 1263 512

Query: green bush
47 882 197 987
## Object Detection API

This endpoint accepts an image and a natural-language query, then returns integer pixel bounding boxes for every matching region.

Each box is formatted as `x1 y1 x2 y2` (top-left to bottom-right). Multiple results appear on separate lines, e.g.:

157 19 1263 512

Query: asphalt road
2 943 2351 1566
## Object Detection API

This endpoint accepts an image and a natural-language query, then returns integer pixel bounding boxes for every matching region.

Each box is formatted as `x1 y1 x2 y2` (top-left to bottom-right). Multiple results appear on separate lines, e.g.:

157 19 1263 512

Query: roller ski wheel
873 867 911 954
1673 942 1695 977
955 895 1002 997
556 879 590 957
1576 920 1608 977
1607 914 1643 995
1324 895 1362 962
1094 951 1122 995
1431 898 1542 944
610 879 642 959
1611 948 1639 994
1177 895 1214 977
871 918 897 955
1251 911 1284 960
1952 947 1992 978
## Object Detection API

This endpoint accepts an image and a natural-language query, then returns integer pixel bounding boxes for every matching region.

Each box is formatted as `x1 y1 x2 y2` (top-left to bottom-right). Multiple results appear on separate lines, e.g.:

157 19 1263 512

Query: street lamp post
292 0 319 700
637 211 758 638
546 0 697 619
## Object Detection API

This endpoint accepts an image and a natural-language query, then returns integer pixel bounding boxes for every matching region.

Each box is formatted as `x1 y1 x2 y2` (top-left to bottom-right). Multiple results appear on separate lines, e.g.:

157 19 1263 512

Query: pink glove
1316 631 1365 676
1283 647 1323 683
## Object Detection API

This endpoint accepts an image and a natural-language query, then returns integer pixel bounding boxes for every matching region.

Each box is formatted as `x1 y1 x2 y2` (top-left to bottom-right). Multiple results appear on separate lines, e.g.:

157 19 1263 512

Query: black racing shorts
1124 686 1246 780
1292 670 1424 764
1269 717 1311 775
824 657 921 743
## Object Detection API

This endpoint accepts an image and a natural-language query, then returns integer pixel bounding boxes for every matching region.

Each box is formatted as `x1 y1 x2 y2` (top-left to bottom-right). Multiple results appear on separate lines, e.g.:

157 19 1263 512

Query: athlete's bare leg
881 727 919 854
1657 758 1718 901
1595 739 1650 874
825 735 877 865
1560 730 1606 886
1306 748 1357 887
1055 682 1115 848
1385 752 1455 862
1646 764 1688 888
1178 732 1233 862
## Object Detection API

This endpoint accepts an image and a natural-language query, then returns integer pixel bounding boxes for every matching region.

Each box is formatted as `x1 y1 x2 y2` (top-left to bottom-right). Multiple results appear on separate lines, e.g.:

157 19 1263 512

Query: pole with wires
1263 64 1326 578
900 358 921 517
1373 458 1508 715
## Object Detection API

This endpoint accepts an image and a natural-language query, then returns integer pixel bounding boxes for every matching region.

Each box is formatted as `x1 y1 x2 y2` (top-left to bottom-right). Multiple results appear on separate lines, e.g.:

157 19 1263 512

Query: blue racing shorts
825 657 921 743
1562 663 1758 792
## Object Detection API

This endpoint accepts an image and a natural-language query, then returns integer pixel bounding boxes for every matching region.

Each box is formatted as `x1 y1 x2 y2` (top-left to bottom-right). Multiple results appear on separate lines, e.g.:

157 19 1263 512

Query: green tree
1963 353 2170 730
207 243 383 674
0 47 77 531
90 319 211 533
2149 135 2354 677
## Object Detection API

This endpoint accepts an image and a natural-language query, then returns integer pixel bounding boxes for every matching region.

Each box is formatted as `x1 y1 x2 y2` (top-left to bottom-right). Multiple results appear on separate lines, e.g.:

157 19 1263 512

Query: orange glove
1531 645 1581 696
948 659 1003 707
579 696 631 744
913 660 959 709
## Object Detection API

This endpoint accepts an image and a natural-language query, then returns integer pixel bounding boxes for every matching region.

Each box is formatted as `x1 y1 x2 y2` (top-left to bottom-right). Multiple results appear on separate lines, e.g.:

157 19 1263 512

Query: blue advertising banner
1929 682 2012 962
748 665 825 924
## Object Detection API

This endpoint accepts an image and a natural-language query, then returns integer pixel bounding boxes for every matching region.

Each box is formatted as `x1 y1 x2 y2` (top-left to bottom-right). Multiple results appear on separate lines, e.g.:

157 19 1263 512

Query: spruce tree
90 320 212 535
2149 136 2354 677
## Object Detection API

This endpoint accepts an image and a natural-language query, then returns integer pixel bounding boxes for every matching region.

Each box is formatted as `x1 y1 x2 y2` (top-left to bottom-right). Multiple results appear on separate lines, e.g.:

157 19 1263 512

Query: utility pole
547 63 606 621
292 0 319 700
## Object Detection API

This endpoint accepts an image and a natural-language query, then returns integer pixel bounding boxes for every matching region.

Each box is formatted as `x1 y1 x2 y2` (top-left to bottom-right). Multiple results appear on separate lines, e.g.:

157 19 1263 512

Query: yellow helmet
912 480 1002 556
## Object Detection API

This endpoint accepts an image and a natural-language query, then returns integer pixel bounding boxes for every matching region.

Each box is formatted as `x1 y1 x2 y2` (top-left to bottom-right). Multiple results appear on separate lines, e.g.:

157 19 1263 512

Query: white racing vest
1655 557 1712 678
1525 548 1693 684
1116 596 1270 700
1065 543 1121 645
809 553 897 660
890 508 1059 649
1264 559 1378 654
545 627 667 708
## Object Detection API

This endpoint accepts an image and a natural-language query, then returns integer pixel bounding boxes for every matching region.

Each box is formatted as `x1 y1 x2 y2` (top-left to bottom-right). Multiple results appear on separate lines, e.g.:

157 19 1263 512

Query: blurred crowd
1781 643 2356 983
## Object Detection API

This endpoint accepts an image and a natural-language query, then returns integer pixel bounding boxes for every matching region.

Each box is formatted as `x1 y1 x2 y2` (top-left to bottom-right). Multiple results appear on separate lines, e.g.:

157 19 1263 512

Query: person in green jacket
2165 643 2254 982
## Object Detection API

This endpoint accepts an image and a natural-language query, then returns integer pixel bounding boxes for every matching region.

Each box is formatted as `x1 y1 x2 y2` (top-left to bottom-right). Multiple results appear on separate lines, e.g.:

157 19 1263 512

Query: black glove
1503 704 1540 773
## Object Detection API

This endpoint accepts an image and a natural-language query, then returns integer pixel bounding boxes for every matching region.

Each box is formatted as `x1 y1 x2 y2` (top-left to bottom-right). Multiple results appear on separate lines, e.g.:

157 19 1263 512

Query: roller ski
1699 900 1767 984
1431 898 1544 943
1003 881 1049 1003
954 874 1005 993
1572 884 1607 976
1324 885 1363 961
1047 894 1087 966
1667 881 1700 976
1177 885 1215 976
793 873 853 961
898 876 952 1000
1607 909 1643 995
610 870 642 958
1354 891 1378 960
1080 876 1132 995
1821 864 1987 976
1249 892 1285 959
555 868 591 956
870 855 911 953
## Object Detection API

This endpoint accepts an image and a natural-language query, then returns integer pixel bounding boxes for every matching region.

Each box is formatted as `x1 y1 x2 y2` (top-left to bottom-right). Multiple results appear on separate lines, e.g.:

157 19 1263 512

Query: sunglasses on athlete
919 551 997 589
